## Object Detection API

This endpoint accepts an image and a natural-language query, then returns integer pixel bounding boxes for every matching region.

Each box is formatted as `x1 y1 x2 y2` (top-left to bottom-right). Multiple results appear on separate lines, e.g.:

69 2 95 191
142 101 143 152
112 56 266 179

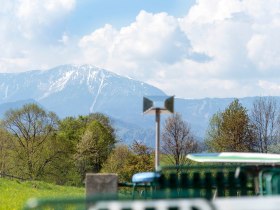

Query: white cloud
0 0 75 42
78 11 189 80
16 0 75 21
258 80 280 94
0 0 76 72
180 0 280 75
171 0 280 97
16 0 75 38
1 0 280 99
59 33 70 45
247 26 280 71
78 24 118 68
76 1 280 98
0 57 30 72
185 0 242 24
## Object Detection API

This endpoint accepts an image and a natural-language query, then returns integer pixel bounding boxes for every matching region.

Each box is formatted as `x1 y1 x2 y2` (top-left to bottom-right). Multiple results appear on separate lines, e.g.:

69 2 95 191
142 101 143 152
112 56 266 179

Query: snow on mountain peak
0 64 168 145
39 70 75 99
0 64 166 109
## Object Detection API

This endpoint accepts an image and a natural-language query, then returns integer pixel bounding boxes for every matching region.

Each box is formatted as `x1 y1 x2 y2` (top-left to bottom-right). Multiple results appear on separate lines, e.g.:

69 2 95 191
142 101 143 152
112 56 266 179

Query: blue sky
0 0 280 99
67 0 194 32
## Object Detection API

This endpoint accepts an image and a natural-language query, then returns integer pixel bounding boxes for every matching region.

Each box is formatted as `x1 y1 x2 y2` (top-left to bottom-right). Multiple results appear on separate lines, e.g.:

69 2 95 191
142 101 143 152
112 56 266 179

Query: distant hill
1 64 279 145
0 99 38 118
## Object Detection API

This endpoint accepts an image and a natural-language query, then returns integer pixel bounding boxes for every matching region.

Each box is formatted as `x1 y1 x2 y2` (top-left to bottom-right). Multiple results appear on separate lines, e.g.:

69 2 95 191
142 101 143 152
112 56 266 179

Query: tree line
0 96 279 185
0 103 156 185
205 97 280 153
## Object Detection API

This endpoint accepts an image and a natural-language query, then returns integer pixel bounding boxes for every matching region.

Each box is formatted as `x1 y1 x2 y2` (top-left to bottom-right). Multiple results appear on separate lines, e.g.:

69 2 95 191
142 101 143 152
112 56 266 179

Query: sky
1 0 280 99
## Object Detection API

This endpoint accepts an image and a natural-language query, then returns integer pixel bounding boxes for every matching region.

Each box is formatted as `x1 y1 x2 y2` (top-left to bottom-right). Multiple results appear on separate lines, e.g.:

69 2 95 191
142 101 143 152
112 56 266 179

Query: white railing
89 197 280 210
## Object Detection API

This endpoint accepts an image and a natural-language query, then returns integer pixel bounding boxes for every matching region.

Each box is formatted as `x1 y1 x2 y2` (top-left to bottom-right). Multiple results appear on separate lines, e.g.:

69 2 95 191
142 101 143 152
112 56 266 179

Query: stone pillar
86 173 118 196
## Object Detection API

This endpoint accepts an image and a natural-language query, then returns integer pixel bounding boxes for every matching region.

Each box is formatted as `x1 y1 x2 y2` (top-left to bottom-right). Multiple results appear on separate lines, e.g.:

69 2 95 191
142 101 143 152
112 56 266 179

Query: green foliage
0 178 84 210
206 99 256 152
74 120 116 179
101 145 134 182
56 112 116 152
87 113 116 139
57 116 86 147
0 128 13 175
205 112 223 152
0 103 117 186
102 141 154 182
54 113 117 185
1 103 60 180
124 141 154 178
51 117 86 185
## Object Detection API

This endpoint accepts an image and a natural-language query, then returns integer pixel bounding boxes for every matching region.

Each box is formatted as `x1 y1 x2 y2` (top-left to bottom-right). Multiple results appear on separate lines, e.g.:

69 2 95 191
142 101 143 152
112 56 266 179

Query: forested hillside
0 103 154 185
1 96 280 187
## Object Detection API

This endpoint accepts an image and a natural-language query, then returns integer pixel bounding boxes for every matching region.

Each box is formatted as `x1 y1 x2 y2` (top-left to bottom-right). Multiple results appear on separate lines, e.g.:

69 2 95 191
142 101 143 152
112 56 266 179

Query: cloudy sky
1 0 280 99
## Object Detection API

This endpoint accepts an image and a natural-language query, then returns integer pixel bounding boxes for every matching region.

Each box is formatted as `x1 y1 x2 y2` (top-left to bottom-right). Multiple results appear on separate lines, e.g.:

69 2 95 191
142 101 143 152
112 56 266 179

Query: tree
1 103 60 180
161 113 200 166
74 120 116 180
206 99 256 152
102 141 154 182
88 113 116 140
101 144 134 182
205 112 223 152
49 116 86 185
0 128 13 176
250 97 280 153
58 116 86 148
52 113 117 185
126 140 154 174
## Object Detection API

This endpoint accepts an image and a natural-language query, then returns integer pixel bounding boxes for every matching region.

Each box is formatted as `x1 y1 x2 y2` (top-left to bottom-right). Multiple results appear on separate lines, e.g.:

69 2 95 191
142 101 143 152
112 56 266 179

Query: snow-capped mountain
0 64 164 119
0 65 165 144
1 64 280 145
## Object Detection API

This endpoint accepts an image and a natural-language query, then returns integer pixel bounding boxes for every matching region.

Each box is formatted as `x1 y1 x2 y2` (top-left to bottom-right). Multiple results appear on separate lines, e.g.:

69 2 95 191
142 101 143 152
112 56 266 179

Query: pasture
0 178 84 210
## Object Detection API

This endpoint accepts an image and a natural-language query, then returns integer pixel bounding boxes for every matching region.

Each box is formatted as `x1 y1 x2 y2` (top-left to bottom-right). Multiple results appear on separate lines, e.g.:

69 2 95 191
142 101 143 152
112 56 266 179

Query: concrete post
86 173 118 196
155 109 160 171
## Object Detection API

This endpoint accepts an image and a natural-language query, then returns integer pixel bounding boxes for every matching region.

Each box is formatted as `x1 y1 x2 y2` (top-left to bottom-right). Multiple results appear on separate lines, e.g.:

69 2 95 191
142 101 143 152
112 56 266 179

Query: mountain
0 99 39 118
1 64 280 146
0 65 165 145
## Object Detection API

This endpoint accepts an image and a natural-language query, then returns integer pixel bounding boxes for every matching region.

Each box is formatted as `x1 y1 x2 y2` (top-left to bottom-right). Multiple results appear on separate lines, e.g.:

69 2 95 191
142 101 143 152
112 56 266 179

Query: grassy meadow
0 178 84 210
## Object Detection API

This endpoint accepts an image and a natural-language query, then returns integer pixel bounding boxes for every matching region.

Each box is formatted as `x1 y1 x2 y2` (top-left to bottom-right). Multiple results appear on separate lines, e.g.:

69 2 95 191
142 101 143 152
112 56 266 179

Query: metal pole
155 109 160 171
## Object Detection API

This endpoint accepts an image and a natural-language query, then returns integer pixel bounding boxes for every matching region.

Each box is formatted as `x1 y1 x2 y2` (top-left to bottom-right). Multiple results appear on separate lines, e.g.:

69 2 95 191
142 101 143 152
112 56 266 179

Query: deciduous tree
2 103 60 180
0 128 13 176
102 141 154 182
74 120 116 179
161 113 200 166
250 97 280 153
206 99 256 152
205 112 223 152
53 113 117 185
101 144 134 182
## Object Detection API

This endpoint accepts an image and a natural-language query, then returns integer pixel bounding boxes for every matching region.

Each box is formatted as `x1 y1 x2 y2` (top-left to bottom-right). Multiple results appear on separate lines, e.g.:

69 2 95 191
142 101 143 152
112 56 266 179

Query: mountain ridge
0 65 165 145
1 64 280 145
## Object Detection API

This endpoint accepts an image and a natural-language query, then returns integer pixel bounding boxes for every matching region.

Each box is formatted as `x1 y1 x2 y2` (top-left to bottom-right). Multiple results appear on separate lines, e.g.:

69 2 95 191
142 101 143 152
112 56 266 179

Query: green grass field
0 178 84 210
